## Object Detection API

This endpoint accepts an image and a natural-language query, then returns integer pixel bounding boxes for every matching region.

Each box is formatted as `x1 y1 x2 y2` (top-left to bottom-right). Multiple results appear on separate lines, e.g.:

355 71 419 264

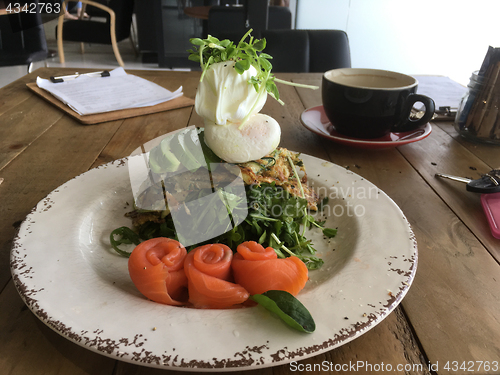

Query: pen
50 70 111 83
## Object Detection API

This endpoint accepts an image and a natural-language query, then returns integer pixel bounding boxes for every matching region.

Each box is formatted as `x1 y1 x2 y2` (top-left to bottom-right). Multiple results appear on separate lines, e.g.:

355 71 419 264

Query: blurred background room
1 0 499 88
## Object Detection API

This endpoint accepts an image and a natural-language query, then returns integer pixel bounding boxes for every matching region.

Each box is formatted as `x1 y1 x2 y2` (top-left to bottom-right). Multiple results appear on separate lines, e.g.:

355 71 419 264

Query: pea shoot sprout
188 29 318 106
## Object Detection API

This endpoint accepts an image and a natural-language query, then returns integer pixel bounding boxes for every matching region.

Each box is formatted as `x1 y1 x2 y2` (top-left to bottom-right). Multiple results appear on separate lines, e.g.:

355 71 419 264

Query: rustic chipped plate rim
10 154 417 371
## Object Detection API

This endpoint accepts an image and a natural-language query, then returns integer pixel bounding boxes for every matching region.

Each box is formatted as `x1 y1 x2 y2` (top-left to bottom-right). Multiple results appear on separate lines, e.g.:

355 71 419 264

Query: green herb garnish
251 290 316 333
188 30 318 106
110 226 141 257
111 181 330 269
110 129 336 268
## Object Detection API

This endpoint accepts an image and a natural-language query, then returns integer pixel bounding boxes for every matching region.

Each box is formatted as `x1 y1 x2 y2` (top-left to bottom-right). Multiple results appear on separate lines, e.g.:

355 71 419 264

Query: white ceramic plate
11 154 417 371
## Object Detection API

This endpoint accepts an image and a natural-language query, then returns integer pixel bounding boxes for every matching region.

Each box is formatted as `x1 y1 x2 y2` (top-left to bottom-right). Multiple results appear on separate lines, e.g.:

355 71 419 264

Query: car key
435 169 500 194
435 169 500 239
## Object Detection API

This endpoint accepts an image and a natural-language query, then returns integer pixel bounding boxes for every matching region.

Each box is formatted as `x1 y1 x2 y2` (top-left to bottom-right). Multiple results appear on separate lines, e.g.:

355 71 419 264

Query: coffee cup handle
393 94 436 132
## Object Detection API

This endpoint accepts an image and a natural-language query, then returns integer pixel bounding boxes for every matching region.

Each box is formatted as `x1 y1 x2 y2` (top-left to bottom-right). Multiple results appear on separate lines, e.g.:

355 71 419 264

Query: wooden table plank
2 70 499 375
398 125 500 261
0 70 199 290
437 122 500 168
0 70 201 375
0 115 124 289
0 68 84 171
0 69 38 118
89 71 199 168
97 73 430 374
320 137 500 374
0 280 116 375
264 75 432 374
293 76 500 373
0 67 171 172
264 74 330 161
0 94 64 170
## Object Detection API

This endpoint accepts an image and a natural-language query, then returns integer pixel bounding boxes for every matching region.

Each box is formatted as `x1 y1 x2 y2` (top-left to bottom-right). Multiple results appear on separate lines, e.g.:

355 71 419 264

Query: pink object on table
481 192 500 239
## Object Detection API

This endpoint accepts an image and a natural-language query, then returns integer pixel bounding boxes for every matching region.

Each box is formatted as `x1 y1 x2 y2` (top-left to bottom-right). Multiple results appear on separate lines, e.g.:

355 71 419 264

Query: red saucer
300 105 432 149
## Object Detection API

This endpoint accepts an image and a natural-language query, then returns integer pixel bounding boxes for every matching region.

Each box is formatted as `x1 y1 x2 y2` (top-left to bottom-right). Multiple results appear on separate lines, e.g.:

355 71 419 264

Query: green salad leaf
110 131 336 269
111 181 330 269
110 227 141 257
251 290 316 333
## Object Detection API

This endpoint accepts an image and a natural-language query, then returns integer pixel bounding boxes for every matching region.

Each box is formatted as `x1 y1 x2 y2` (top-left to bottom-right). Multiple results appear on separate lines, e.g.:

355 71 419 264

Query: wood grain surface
1 69 499 375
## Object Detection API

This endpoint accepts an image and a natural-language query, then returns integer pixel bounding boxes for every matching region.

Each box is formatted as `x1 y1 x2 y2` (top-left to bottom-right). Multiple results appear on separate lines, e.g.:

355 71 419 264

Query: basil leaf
251 290 315 333
110 227 141 257
323 228 338 238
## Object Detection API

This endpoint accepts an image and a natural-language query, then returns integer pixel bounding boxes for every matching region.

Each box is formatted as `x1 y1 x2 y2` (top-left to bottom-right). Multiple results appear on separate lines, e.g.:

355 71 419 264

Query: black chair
268 6 292 30
207 6 247 37
208 29 351 73
206 1 291 38
262 29 351 73
56 0 135 66
0 10 48 71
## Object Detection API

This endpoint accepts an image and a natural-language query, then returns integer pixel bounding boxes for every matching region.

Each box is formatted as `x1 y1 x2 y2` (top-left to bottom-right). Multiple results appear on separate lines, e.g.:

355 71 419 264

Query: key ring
435 169 500 194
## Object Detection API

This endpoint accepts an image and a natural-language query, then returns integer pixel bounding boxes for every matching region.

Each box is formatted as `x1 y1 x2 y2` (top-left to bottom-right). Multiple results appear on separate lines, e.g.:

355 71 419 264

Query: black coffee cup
322 68 435 139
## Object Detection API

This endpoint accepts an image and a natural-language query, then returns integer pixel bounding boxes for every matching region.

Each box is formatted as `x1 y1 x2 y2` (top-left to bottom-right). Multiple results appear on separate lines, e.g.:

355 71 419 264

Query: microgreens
188 29 318 106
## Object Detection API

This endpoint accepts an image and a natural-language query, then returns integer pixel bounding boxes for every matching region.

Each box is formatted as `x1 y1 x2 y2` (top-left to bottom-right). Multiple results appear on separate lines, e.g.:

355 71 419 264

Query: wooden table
1 68 499 375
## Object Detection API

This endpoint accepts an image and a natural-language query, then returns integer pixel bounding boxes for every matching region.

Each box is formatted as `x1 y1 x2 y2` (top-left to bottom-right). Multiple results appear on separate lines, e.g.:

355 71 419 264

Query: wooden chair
57 0 135 67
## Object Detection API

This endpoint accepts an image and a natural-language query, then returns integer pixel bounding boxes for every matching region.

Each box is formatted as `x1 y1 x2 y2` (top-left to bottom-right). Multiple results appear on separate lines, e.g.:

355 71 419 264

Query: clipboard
27 82 195 125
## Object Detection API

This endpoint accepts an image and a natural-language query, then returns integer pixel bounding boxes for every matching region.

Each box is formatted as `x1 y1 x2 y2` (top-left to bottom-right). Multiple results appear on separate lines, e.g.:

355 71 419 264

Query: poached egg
203 113 281 163
195 61 267 126
195 60 282 163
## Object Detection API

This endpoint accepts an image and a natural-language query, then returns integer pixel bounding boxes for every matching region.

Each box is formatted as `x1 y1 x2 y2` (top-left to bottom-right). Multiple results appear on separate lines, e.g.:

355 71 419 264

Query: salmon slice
128 237 188 305
184 244 249 309
232 241 308 296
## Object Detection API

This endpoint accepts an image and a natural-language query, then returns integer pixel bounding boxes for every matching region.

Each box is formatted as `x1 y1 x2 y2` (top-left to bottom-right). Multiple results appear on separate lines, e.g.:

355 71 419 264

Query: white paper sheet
36 68 183 116
412 75 467 110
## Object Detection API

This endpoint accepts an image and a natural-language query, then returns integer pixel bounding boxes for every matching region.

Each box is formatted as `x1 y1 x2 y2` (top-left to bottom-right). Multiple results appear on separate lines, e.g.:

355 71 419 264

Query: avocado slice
148 145 166 174
171 128 202 171
148 133 181 173
159 134 181 172
198 128 221 165
184 128 207 168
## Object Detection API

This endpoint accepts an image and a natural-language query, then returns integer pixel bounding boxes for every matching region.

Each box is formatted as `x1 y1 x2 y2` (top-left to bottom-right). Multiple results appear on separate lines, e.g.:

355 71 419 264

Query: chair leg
57 3 66 64
80 42 85 54
111 41 125 67
129 16 139 57
108 7 124 66
129 36 138 57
